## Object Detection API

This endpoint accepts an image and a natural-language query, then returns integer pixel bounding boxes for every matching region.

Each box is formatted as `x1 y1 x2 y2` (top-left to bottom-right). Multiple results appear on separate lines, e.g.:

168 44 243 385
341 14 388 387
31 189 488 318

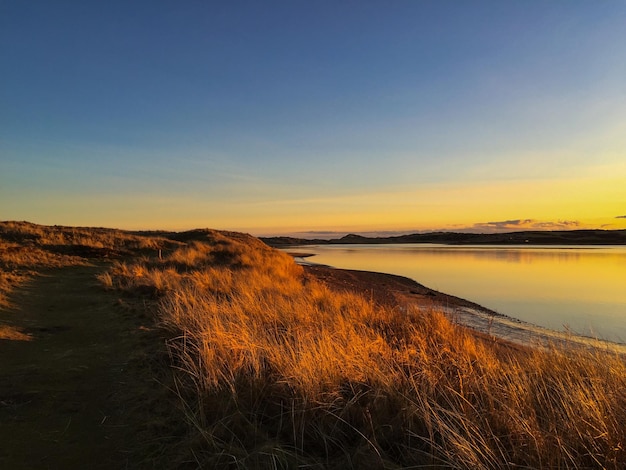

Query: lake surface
286 244 626 344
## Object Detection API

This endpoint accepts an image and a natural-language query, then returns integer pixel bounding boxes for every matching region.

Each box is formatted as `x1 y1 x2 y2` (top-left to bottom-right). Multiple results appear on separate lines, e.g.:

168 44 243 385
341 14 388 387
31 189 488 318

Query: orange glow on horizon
5 169 625 235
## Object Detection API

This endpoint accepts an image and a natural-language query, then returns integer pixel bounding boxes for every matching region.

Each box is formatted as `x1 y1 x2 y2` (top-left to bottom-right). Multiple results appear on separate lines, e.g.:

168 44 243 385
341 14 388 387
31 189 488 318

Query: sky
2 1 626 236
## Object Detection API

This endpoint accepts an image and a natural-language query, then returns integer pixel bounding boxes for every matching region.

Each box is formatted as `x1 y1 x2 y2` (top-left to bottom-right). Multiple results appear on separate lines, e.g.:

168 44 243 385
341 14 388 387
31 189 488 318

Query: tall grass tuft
104 230 626 469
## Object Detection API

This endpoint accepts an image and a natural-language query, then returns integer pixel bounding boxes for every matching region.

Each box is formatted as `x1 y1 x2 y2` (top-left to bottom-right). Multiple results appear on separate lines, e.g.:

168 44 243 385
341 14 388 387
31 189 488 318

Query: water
286 244 626 343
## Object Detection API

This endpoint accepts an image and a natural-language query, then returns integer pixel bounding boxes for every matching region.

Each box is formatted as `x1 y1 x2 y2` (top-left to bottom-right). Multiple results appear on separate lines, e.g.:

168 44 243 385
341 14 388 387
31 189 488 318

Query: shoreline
303 263 626 355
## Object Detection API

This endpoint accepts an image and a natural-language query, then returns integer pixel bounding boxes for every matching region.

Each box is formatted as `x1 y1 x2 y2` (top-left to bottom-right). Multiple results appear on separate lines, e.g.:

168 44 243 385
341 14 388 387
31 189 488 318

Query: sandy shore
304 264 626 355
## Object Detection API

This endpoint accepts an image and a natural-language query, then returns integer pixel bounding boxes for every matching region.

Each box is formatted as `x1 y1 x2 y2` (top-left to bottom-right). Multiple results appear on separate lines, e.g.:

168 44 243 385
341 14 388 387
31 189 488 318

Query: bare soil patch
304 264 497 311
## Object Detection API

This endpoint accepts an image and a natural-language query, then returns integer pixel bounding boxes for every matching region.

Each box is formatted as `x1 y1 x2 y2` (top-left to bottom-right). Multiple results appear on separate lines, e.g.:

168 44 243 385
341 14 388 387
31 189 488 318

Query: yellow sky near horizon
9 170 624 236
221 171 626 233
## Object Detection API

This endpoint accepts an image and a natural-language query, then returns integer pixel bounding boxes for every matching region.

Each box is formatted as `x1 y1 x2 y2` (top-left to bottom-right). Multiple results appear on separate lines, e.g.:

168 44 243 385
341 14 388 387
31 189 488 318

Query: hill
262 229 626 246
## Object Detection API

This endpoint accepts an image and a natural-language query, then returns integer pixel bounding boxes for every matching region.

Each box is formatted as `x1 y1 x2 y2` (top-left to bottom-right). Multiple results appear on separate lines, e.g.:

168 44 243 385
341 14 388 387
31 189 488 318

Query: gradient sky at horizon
2 1 625 236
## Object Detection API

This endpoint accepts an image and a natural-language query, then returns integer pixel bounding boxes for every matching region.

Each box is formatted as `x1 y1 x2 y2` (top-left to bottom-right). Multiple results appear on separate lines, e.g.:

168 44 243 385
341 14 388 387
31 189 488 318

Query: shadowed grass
105 229 626 469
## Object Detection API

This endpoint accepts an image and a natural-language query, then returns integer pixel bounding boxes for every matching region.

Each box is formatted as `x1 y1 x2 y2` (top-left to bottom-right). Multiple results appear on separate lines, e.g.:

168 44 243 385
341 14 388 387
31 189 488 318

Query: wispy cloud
470 219 582 233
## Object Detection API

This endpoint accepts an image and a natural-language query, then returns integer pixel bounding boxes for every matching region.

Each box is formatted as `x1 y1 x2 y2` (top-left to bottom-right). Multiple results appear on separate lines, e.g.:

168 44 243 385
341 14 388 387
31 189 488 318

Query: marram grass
105 230 626 469
0 221 174 307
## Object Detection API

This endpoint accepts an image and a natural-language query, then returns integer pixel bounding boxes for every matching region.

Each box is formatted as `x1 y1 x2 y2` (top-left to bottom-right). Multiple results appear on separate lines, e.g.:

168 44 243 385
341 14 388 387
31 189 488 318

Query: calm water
287 244 626 343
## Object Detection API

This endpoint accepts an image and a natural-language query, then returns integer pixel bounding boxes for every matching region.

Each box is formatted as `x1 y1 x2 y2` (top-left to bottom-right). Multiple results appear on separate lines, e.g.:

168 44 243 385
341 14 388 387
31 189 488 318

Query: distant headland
261 229 626 247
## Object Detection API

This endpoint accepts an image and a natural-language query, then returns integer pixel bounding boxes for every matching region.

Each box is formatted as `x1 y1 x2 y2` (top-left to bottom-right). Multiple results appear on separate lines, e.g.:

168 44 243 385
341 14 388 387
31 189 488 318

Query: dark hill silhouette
261 229 626 246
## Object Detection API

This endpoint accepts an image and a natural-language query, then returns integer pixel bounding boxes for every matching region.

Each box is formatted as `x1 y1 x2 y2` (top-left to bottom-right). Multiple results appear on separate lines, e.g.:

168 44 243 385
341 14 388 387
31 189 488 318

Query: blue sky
2 1 625 235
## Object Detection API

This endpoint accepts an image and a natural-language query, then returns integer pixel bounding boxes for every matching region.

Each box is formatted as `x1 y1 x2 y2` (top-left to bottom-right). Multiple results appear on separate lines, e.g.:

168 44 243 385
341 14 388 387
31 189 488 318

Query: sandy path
0 265 158 469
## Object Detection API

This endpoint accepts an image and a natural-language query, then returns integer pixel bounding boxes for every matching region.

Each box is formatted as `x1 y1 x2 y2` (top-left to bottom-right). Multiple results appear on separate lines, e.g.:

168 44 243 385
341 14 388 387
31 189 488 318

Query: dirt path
0 264 166 469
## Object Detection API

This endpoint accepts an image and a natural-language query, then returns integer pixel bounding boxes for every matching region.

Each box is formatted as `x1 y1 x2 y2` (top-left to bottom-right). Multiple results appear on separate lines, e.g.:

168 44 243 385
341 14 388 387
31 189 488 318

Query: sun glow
237 173 626 235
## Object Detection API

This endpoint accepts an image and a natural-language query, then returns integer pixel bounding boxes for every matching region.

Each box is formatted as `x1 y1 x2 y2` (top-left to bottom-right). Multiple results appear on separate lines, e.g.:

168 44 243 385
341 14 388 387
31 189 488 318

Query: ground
304 264 493 310
0 264 173 469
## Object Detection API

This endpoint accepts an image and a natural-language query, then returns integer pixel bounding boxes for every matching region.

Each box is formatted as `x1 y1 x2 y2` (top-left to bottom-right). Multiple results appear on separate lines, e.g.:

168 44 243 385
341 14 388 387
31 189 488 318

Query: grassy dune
102 229 626 469
0 221 175 308
0 221 177 343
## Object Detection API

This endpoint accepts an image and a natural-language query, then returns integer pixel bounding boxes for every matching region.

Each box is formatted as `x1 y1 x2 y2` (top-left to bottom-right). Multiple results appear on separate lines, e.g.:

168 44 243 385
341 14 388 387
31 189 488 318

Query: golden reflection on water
292 245 626 342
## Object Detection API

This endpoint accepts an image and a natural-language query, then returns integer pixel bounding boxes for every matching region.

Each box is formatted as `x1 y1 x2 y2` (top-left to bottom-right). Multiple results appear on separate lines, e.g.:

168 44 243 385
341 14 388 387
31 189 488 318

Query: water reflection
288 244 626 343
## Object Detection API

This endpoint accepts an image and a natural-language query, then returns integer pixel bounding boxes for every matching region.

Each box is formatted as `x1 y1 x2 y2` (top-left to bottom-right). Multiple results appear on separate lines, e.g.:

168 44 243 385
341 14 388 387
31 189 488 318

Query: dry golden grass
0 239 84 307
105 230 626 469
0 324 32 341
0 221 177 308
0 220 168 251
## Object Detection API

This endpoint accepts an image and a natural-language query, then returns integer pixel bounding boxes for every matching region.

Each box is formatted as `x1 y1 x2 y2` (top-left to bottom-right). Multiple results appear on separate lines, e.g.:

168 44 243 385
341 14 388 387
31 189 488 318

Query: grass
102 228 626 469
0 220 177 307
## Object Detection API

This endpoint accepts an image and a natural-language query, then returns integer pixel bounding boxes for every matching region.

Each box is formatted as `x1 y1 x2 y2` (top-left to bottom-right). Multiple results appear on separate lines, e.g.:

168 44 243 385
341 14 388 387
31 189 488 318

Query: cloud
616 215 626 219
470 219 582 233
477 219 534 230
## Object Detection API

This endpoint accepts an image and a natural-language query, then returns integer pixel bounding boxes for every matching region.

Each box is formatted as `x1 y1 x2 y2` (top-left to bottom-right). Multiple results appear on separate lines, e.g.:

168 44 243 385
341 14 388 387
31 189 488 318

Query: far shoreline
261 228 626 247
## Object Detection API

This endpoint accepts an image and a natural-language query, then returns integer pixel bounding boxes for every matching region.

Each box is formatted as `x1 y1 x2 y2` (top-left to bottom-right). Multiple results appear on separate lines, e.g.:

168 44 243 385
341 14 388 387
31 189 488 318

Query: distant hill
261 229 626 246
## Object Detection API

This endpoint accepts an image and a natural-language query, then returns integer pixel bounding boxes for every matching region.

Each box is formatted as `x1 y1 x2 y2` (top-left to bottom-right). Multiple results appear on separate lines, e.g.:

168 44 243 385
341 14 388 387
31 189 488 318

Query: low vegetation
102 228 626 469
0 221 175 307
